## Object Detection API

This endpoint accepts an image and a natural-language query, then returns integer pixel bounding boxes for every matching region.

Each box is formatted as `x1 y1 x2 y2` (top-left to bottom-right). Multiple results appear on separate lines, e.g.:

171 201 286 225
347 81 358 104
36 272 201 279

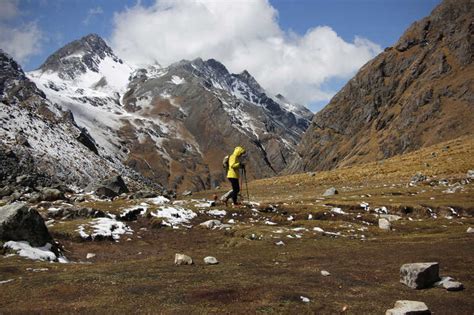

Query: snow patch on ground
207 209 226 217
77 218 133 240
151 206 197 227
3 241 68 263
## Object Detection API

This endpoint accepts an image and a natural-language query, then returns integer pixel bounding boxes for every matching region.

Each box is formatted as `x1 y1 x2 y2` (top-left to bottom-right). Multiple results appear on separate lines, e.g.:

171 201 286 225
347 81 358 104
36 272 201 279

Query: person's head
234 146 246 157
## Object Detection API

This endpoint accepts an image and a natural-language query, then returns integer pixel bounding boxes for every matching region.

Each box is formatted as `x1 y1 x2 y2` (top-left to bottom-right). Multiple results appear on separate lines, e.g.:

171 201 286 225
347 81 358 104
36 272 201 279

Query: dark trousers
228 178 240 204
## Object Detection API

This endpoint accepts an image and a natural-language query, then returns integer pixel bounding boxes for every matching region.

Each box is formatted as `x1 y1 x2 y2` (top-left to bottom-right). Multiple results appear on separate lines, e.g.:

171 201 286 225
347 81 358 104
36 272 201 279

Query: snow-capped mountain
26 34 313 192
0 48 139 189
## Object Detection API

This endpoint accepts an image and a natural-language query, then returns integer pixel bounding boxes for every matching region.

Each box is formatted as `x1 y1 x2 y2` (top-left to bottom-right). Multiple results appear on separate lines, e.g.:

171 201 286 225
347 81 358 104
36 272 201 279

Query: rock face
290 0 473 173
0 202 53 247
386 300 431 315
400 262 440 289
27 34 312 193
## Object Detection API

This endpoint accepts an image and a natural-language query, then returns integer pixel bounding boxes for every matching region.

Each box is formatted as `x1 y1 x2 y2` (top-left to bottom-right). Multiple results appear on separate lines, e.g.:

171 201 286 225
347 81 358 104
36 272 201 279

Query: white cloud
83 6 104 25
0 0 43 64
110 0 381 108
0 22 43 64
0 0 19 21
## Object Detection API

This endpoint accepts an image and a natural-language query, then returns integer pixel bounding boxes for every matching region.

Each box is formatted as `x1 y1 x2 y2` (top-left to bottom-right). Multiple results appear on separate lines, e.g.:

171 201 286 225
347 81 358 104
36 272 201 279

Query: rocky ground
0 136 473 314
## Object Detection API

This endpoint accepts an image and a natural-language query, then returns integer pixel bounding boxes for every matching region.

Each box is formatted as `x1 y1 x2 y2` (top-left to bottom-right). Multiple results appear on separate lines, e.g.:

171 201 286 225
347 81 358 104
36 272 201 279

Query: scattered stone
410 172 427 184
467 227 474 233
467 170 474 179
199 220 222 229
203 256 219 265
385 300 431 315
322 187 338 196
379 218 391 230
174 253 193 265
182 190 193 196
300 296 310 303
130 190 158 199
435 276 464 291
41 188 65 201
400 262 440 289
380 214 402 222
0 202 53 247
321 270 331 276
275 241 285 246
86 253 96 259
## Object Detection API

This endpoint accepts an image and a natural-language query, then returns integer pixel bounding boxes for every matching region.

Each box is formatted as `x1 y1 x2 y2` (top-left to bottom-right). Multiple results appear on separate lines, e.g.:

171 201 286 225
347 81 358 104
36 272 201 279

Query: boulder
88 175 129 198
41 188 65 201
400 262 440 289
0 202 53 247
174 253 193 265
204 256 219 265
379 218 391 230
385 300 431 315
322 187 338 196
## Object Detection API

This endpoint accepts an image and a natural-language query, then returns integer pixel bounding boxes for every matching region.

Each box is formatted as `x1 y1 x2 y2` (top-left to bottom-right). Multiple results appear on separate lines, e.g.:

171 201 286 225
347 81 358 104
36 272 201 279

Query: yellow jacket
227 146 246 179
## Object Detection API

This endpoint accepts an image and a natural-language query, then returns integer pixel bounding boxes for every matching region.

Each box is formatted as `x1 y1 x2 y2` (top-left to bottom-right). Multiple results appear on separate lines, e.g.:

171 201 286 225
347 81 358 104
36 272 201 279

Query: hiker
225 146 246 206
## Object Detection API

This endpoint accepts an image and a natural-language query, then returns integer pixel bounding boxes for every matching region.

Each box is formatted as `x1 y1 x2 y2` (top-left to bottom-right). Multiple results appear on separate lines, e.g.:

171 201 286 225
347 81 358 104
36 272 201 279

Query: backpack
222 155 229 171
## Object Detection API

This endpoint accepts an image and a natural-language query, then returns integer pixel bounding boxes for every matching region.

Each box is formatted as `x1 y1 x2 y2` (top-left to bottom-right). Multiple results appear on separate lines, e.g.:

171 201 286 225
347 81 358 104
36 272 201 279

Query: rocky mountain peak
37 33 123 81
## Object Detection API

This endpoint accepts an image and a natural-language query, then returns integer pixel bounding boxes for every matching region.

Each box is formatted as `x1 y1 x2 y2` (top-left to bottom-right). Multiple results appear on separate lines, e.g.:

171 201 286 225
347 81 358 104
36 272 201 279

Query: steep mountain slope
0 49 124 188
290 0 473 172
28 34 313 192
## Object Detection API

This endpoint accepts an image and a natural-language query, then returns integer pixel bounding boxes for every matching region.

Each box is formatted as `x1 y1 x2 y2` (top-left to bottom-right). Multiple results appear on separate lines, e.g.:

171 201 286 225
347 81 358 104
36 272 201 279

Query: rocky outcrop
400 262 440 289
291 0 473 172
0 202 53 247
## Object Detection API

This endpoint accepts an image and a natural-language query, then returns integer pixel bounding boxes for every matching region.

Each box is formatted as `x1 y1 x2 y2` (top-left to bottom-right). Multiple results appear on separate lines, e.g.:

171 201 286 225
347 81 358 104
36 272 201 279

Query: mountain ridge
289 0 473 173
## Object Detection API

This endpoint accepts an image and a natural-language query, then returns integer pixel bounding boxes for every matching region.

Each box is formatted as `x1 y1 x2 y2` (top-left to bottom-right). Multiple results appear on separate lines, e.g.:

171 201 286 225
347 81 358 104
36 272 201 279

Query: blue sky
1 0 441 112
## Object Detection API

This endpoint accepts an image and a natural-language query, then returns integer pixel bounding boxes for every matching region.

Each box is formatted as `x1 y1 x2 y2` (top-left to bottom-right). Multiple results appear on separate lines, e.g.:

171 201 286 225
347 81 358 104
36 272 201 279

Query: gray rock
386 300 431 315
322 187 338 196
41 188 65 201
204 256 219 265
86 253 96 259
321 270 331 276
400 262 440 289
467 170 474 179
0 202 53 247
467 227 474 233
174 253 193 265
199 220 222 229
411 172 427 184
379 218 391 230
435 277 464 291
0 186 13 198
380 214 402 222
87 175 129 198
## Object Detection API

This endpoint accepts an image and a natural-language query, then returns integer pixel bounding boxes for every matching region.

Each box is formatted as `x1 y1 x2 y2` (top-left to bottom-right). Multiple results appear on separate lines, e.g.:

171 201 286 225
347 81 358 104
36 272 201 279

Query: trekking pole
243 167 250 203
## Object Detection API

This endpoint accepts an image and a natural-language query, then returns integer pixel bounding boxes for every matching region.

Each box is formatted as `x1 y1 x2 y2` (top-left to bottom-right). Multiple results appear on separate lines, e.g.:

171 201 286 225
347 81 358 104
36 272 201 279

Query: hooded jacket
227 146 246 179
